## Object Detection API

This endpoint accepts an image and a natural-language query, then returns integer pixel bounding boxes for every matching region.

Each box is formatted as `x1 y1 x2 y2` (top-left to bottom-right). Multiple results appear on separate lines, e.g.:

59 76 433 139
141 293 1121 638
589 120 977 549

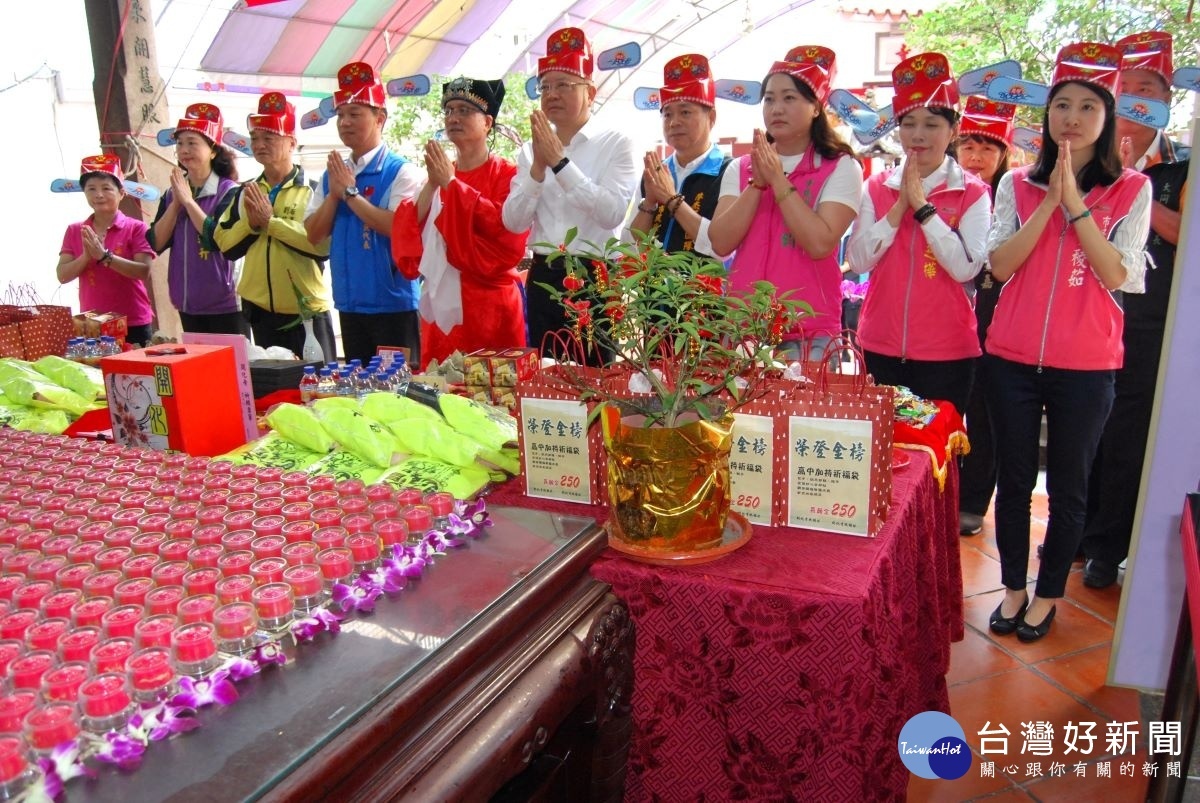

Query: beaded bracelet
1068 209 1092 225
666 193 685 214
637 201 658 215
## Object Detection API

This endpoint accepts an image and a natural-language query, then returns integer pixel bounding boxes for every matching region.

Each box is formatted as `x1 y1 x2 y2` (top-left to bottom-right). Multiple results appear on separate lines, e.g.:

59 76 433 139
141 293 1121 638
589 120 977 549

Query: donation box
100 344 248 456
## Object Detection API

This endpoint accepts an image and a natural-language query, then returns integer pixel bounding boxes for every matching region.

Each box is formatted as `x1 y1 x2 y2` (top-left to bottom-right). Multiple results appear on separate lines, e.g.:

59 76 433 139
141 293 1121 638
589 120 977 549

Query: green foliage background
384 73 539 165
905 0 1198 133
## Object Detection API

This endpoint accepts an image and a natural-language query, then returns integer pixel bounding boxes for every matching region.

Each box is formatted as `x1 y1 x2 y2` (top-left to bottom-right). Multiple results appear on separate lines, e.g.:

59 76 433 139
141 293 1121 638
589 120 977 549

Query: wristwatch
551 157 570 175
343 186 360 200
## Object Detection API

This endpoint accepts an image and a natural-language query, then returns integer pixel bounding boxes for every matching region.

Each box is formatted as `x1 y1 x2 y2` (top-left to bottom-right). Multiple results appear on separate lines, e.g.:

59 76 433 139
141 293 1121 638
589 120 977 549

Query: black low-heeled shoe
988 598 1028 636
1016 605 1057 643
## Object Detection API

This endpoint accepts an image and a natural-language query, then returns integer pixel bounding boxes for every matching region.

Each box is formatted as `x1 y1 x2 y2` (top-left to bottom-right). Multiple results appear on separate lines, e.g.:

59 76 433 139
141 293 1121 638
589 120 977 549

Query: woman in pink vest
985 43 1151 643
709 46 862 359
845 53 991 414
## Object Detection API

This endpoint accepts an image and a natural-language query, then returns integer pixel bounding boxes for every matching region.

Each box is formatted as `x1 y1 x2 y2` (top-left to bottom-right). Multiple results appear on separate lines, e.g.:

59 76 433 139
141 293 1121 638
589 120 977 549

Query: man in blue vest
305 61 424 364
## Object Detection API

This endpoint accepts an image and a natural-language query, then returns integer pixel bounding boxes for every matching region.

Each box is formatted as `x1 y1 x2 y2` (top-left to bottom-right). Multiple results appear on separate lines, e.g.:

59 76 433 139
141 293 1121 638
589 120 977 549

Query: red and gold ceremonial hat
333 62 387 110
1050 42 1122 97
1116 31 1173 84
767 46 837 104
248 92 296 136
173 103 224 146
538 27 593 79
79 154 123 184
959 96 1016 145
892 52 958 118
659 54 715 108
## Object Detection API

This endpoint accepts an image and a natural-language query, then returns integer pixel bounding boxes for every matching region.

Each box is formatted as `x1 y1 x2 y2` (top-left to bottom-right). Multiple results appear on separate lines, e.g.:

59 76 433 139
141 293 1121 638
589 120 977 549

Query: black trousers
1082 326 1165 564
525 253 612 364
338 310 419 367
862 351 974 415
242 300 337 363
178 310 251 339
986 356 1114 598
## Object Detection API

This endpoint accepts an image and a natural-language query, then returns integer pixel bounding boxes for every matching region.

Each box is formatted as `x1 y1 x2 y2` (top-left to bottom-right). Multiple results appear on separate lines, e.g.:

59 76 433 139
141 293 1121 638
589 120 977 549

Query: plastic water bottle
392 353 412 395
298 366 319 404
99 336 120 357
316 368 336 400
336 368 354 397
83 339 102 366
65 338 84 361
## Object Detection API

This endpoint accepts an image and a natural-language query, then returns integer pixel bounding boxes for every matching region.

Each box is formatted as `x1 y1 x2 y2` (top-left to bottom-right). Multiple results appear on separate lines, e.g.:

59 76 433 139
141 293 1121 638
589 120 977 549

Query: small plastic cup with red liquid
0 527 28 547
70 597 113 629
307 474 335 492
158 539 192 564
312 527 347 551
342 513 374 536
23 703 80 755
220 528 256 552
61 498 94 518
2 552 40 578
57 627 101 664
251 497 285 518
280 502 315 526
11 582 53 613
308 491 339 510
8 650 57 691
215 574 256 606
0 612 38 643
90 637 134 675
164 518 199 542
249 535 286 561
134 614 178 650
24 619 69 653
178 594 218 626
249 558 287 586
279 485 310 504
0 641 21 679
368 500 400 524
127 646 175 703
199 486 231 504
346 533 381 574
50 515 87 538
150 560 189 589
41 535 78 558
0 692 37 734
171 622 219 679
144 585 186 617
40 661 89 703
0 735 34 798
250 516 285 540
225 492 257 512
81 569 122 600
113 577 155 609
137 511 172 532
196 505 230 527
280 471 308 488
340 497 369 516
183 568 221 597
282 520 317 545
30 554 70 582
86 503 121 524
213 602 258 657
0 577 22 604
78 673 133 734
255 466 284 483
39 590 82 621
316 547 353 589
310 508 343 530
13 531 51 553
216 550 254 578
94 547 133 573
251 583 294 634
283 564 325 615
168 501 201 521
173 484 202 502
110 505 147 528
374 520 408 551
120 554 161 581
26 512 62 533
425 492 455 529
94 487 125 505
228 467 257 485
191 522 227 545
101 605 144 640
394 488 424 507
281 541 319 568
186 544 224 570
145 490 177 513
402 506 433 545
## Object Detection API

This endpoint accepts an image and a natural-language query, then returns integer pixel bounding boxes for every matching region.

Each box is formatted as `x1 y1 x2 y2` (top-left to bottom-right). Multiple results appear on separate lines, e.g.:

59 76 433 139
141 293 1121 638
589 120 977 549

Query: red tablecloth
595 461 961 802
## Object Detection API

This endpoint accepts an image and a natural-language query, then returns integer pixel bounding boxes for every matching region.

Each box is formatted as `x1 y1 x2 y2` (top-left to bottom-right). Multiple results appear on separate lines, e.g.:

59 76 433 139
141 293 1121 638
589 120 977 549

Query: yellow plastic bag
265 403 336 454
316 408 403 468
378 457 491 498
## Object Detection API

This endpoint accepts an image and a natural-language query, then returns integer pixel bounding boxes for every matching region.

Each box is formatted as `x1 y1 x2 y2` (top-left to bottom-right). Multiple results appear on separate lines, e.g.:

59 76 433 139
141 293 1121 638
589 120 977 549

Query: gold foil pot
600 405 733 553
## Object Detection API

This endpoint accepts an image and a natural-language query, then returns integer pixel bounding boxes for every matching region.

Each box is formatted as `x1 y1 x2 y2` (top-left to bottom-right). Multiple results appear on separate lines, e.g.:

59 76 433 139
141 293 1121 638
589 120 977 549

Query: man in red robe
392 77 530 368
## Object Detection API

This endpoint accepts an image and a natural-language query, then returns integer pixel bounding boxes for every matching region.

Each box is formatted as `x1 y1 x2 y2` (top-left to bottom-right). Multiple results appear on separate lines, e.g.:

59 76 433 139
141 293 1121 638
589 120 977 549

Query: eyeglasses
443 105 482 119
536 80 590 95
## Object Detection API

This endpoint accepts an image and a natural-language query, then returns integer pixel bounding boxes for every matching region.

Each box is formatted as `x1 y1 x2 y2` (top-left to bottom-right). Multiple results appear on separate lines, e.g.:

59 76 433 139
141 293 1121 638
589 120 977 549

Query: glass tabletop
75 506 597 802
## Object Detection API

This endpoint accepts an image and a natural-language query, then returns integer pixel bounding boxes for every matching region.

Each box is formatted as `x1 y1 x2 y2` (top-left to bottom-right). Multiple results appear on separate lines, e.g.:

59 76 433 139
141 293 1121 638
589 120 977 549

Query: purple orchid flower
253 640 287 669
366 562 408 594
93 731 146 771
386 546 428 577
221 656 260 683
454 498 493 530
38 740 94 799
444 512 477 538
424 529 464 551
171 669 239 709
291 607 342 641
141 700 200 742
332 580 382 613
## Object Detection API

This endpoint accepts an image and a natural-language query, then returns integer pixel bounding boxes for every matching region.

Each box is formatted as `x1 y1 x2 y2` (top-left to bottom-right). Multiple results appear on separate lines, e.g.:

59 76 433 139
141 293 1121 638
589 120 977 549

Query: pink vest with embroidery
986 167 1148 370
856 168 987 361
730 151 844 338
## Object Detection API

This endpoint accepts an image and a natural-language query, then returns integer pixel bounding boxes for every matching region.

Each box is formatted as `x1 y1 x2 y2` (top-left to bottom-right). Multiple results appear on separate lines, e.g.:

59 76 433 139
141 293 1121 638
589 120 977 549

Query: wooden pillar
84 0 181 338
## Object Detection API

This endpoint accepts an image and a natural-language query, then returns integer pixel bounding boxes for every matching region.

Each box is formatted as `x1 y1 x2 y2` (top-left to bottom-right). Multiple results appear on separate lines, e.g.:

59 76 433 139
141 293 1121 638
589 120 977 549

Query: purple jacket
152 174 240 315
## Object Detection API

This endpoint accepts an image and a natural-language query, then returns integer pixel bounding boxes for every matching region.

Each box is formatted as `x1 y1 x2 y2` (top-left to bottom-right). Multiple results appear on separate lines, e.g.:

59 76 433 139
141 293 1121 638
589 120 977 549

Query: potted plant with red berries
540 229 808 558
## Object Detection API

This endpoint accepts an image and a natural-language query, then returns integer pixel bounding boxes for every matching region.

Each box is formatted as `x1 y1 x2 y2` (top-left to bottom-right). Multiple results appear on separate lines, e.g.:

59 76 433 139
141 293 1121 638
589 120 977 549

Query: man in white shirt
305 61 424 364
502 27 638 355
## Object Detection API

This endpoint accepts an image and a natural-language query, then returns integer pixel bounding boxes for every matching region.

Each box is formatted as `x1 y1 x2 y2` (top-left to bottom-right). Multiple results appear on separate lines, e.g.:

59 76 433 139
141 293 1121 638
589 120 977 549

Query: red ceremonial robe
392 154 530 369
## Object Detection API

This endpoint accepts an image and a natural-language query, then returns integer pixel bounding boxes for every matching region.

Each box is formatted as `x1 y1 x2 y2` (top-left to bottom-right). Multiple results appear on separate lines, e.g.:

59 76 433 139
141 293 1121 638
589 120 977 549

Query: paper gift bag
0 307 32 359
781 346 894 536
17 305 73 360
514 360 608 506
